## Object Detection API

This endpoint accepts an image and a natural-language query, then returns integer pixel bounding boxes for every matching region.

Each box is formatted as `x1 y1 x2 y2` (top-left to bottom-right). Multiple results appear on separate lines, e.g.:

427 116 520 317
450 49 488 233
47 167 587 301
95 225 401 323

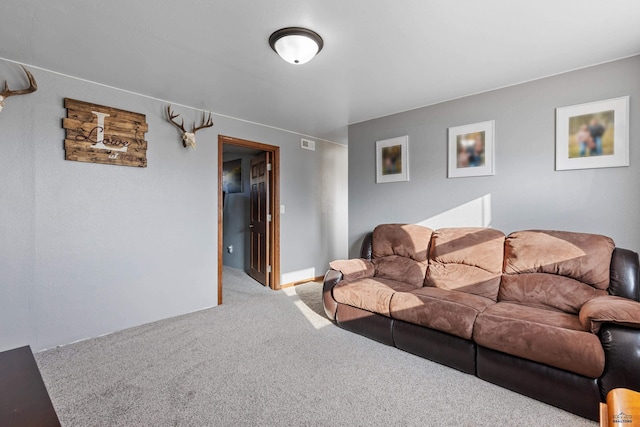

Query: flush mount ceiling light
269 27 324 65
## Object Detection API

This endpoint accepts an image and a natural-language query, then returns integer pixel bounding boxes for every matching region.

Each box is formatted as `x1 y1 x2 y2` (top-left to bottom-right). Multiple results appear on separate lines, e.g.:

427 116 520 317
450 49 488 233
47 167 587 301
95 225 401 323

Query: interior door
249 152 270 286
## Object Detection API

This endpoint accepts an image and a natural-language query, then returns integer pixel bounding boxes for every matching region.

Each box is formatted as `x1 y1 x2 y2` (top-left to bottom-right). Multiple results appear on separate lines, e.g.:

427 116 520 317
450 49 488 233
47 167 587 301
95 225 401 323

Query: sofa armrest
323 269 343 321
323 259 376 321
579 295 640 334
329 258 375 280
598 324 640 400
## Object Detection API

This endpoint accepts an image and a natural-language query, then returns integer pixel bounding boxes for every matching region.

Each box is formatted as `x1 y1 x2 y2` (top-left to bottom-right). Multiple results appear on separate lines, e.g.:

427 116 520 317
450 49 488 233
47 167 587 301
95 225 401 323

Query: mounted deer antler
0 65 38 113
166 105 214 149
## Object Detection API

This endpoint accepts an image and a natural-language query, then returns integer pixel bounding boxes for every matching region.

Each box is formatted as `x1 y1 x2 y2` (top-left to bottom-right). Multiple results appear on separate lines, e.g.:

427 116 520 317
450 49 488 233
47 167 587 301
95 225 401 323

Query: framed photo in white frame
448 120 495 178
376 135 409 183
555 96 629 171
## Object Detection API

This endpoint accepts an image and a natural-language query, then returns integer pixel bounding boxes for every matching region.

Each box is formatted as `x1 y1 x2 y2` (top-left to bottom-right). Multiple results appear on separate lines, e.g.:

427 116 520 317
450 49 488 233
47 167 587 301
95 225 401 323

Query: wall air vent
301 138 316 151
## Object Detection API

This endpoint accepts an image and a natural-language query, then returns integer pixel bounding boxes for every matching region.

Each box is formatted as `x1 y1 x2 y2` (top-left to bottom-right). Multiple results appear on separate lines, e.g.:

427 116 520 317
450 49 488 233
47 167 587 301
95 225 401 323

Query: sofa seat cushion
425 227 505 300
473 302 605 378
332 277 417 317
389 287 494 339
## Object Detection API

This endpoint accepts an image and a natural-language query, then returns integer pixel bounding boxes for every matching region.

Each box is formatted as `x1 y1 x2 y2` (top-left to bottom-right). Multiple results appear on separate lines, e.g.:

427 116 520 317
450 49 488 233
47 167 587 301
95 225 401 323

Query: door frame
218 135 280 304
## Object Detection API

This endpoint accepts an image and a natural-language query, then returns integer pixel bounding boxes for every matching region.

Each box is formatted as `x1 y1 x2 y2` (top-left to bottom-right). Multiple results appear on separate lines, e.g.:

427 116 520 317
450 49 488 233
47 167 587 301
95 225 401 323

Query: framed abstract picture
555 96 629 171
376 135 409 183
448 120 495 178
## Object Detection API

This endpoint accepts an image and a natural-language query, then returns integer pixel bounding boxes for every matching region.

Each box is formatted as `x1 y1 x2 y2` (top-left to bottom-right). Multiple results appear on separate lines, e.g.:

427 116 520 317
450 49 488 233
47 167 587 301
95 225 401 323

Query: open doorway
218 135 280 304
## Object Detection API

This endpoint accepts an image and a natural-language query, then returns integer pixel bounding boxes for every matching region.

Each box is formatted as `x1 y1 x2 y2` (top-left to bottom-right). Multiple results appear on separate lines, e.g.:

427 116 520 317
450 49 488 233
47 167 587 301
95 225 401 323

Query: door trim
218 135 281 304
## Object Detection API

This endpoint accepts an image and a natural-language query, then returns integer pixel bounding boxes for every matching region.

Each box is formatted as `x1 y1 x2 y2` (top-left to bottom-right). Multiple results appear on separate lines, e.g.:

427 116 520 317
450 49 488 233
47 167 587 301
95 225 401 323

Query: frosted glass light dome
269 27 324 65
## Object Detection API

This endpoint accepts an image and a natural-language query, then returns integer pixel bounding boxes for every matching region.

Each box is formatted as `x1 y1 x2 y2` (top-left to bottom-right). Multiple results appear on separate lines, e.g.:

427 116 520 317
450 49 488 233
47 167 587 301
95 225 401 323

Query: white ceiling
1 0 639 145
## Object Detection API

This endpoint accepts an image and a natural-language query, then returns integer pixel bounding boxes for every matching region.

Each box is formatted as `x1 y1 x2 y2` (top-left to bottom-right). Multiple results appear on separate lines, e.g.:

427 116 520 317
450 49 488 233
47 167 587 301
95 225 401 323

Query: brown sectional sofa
323 224 640 420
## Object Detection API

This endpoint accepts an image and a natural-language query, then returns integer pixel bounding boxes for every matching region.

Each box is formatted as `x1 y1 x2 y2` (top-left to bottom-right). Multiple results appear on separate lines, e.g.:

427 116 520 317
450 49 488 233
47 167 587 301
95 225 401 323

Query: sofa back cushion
500 230 615 313
425 227 505 300
373 256 429 288
371 224 433 288
372 223 432 261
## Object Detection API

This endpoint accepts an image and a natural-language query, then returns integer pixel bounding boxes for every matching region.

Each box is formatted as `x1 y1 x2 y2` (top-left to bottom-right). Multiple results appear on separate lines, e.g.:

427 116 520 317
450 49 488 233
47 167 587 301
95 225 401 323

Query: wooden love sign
63 98 148 167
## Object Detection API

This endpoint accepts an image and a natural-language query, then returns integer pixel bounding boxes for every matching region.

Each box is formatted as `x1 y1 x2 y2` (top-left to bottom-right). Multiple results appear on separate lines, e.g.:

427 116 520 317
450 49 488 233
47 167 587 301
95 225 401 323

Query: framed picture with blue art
376 135 409 183
223 159 242 193
555 96 629 171
448 120 495 178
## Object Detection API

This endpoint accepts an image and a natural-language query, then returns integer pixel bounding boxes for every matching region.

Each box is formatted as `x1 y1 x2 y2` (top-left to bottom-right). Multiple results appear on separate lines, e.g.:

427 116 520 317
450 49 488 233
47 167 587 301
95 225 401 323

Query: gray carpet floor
35 266 597 426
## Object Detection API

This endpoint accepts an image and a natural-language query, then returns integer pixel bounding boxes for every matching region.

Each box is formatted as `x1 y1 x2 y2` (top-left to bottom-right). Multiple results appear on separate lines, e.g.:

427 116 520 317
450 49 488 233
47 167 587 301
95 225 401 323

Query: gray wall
348 55 640 257
0 58 348 352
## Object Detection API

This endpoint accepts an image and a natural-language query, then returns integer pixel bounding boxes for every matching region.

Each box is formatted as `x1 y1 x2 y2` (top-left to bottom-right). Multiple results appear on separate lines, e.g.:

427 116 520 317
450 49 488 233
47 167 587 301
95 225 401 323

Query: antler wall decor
166 105 214 149
0 65 38 113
